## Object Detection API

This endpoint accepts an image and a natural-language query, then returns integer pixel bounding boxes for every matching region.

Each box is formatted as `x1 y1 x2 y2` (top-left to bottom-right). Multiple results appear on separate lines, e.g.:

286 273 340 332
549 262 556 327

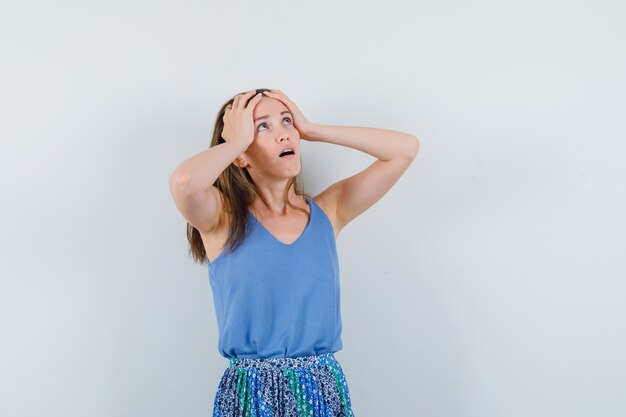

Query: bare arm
305 123 419 232
168 140 247 233
260 89 419 234
169 90 262 233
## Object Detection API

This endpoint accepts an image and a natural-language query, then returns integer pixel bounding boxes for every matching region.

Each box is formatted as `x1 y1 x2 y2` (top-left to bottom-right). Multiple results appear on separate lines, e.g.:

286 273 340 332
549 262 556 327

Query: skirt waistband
228 352 338 371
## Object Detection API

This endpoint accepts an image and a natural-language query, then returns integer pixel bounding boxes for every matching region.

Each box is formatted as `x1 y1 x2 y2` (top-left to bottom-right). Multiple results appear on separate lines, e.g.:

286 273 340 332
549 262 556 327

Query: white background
1 1 625 416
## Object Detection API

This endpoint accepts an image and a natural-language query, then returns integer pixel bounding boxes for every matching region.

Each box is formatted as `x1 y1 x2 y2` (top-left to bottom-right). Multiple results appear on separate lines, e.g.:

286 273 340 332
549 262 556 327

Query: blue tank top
206 195 343 359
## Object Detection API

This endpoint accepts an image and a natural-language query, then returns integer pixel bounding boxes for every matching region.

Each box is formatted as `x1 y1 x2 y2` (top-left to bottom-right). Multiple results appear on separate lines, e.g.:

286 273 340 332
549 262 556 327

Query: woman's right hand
221 90 264 148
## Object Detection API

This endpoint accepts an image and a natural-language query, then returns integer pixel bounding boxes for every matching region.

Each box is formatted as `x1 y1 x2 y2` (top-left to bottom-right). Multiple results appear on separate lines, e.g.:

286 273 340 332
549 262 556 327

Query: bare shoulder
311 192 342 240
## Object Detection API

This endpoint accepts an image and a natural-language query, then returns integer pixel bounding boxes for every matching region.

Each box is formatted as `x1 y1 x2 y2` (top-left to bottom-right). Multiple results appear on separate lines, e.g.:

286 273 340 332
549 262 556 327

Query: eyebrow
254 111 292 123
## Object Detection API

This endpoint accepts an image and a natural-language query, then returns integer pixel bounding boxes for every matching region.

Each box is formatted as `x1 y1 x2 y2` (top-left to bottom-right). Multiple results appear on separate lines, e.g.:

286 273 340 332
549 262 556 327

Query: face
239 97 301 178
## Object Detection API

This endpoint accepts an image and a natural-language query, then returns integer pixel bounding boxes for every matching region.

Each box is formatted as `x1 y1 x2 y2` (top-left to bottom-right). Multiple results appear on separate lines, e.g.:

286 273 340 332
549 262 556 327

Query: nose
275 124 291 142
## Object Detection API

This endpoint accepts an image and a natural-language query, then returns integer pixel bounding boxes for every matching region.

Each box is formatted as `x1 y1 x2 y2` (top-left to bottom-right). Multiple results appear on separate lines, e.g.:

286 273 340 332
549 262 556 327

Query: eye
257 118 292 132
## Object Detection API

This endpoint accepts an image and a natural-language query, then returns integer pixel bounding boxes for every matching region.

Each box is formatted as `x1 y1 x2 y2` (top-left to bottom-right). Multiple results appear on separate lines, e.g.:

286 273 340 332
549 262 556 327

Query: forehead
253 97 289 118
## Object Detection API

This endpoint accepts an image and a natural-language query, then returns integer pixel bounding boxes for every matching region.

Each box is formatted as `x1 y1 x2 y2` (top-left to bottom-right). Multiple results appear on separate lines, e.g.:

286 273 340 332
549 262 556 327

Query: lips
278 146 295 157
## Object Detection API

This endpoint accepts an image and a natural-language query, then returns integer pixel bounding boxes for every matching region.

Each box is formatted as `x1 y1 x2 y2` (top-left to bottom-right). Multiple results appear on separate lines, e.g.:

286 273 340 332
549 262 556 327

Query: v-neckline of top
247 196 313 246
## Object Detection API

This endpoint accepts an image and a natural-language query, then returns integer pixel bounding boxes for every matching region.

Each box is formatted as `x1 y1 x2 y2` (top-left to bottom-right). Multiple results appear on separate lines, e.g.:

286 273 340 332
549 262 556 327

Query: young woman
169 88 419 416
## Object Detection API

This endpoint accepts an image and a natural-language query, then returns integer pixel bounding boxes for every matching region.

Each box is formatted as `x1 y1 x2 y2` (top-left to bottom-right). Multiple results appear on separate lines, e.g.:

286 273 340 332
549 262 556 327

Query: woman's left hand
262 89 314 140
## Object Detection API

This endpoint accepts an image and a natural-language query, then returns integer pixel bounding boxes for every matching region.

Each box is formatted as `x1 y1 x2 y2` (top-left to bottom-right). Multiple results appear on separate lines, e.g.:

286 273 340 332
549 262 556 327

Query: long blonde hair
186 88 311 265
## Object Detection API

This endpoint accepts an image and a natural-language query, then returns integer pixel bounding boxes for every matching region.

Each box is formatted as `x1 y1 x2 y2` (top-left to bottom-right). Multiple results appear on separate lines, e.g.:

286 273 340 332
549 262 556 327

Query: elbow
407 135 420 159
169 170 193 194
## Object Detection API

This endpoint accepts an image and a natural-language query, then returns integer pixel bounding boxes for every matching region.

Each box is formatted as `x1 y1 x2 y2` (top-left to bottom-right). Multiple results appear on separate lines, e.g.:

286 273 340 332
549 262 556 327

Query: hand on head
261 90 313 139
221 90 264 148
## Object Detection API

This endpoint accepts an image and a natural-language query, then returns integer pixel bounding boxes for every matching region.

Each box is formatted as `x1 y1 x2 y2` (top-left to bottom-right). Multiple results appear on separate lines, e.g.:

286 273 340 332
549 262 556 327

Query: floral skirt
211 352 355 417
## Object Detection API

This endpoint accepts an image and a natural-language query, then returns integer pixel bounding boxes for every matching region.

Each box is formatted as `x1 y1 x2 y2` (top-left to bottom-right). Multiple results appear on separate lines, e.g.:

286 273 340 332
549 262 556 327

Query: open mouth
279 149 295 158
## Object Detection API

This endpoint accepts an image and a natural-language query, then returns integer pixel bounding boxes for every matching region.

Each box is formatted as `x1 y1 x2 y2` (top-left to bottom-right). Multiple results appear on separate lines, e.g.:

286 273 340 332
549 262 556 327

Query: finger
262 91 283 100
244 93 263 112
236 90 252 102
264 90 289 101
241 92 260 110
236 90 256 109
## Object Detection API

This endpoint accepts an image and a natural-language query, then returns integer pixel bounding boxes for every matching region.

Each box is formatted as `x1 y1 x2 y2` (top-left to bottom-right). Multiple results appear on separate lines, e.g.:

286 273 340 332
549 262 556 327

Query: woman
169 88 419 416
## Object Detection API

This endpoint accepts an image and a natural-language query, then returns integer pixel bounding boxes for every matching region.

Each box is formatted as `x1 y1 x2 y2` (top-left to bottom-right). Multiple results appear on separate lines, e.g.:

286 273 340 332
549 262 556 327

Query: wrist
300 123 321 141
